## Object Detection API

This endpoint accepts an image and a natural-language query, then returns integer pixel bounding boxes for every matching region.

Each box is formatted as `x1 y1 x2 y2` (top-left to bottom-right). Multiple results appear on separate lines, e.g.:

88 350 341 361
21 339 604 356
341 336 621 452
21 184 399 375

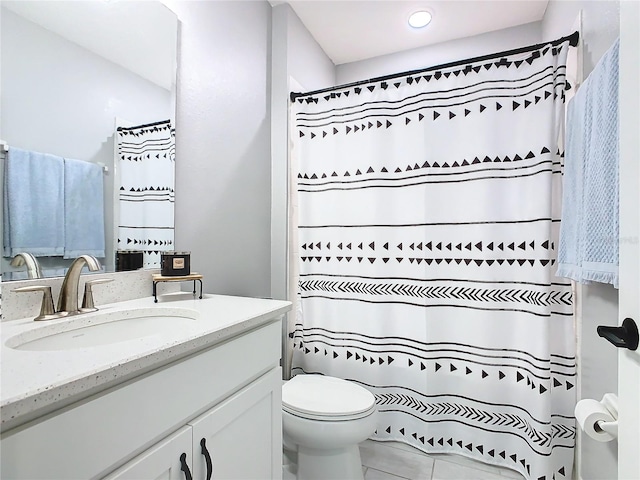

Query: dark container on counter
116 250 144 271
161 251 191 276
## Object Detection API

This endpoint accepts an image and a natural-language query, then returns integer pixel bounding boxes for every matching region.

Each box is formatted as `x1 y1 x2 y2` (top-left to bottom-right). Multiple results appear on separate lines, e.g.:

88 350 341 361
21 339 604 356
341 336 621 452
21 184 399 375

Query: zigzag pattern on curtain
117 120 175 268
291 36 576 480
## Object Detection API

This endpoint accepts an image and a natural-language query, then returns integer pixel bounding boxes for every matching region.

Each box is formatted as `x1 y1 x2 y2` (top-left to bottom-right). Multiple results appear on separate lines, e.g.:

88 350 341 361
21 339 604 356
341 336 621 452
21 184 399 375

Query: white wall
167 0 273 298
0 8 174 277
542 1 620 76
284 5 336 91
541 3 620 479
336 22 541 85
271 3 335 304
269 4 335 376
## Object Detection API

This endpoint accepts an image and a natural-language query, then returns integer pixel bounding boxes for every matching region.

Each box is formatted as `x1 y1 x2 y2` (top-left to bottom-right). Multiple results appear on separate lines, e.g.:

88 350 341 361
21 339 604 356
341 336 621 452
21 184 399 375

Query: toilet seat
282 375 376 421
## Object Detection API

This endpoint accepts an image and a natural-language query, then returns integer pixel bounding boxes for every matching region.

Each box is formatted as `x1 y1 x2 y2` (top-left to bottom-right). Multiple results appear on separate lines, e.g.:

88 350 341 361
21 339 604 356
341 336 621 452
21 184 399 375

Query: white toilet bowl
282 375 377 480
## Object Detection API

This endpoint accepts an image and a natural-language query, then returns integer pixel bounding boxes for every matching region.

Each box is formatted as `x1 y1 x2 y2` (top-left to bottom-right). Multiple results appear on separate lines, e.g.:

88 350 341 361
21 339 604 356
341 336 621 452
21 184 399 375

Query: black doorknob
597 317 639 351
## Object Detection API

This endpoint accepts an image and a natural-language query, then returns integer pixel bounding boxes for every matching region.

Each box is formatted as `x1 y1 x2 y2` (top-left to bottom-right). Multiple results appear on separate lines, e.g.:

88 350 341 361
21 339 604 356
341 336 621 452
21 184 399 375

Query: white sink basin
6 307 199 351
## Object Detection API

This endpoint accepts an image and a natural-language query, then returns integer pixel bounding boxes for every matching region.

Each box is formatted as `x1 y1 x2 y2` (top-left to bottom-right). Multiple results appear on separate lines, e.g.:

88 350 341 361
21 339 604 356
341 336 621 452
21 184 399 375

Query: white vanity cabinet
189 368 281 480
106 368 282 480
102 426 194 480
1 318 284 480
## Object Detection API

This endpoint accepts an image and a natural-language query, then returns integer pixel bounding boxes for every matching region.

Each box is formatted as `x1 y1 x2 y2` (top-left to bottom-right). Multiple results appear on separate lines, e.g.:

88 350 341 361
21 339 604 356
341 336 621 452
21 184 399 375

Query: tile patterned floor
284 439 526 480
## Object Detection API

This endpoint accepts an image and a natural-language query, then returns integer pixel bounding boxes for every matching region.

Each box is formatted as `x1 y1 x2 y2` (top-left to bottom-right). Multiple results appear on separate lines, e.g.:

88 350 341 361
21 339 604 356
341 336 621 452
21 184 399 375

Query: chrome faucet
57 255 102 315
10 252 42 279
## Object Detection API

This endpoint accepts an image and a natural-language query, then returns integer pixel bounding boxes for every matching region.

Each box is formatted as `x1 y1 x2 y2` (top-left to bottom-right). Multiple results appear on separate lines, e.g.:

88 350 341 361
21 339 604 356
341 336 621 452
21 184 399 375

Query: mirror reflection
0 0 178 281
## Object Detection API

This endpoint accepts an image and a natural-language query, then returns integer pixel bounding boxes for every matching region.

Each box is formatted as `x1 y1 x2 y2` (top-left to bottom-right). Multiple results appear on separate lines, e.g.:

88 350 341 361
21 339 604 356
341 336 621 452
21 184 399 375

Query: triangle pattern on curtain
117 120 175 268
291 37 576 480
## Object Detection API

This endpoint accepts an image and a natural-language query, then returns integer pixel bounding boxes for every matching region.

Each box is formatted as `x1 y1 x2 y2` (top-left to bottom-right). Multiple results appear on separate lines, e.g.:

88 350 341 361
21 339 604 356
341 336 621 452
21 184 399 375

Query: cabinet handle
179 452 193 480
200 438 213 480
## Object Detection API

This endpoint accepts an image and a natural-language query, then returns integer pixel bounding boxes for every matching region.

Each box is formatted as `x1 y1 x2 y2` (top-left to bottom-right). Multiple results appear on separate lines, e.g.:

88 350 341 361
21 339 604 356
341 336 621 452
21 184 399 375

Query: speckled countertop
0 292 291 431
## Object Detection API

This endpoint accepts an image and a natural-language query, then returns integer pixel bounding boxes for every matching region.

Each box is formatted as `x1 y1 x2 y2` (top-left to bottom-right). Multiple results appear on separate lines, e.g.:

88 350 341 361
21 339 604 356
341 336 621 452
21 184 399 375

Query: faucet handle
81 278 114 312
12 286 60 321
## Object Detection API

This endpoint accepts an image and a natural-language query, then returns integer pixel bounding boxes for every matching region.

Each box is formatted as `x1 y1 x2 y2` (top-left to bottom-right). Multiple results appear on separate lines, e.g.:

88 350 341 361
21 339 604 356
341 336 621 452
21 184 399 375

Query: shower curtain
117 120 175 268
291 36 576 480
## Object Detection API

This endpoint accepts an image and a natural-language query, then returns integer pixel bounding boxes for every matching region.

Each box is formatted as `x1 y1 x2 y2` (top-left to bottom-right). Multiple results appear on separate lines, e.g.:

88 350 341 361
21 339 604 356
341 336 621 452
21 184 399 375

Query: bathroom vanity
0 293 291 479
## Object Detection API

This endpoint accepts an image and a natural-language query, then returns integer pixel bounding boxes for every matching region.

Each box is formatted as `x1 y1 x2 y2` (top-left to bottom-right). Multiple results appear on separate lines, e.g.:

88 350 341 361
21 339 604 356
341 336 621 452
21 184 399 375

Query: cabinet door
189 368 282 480
103 426 193 480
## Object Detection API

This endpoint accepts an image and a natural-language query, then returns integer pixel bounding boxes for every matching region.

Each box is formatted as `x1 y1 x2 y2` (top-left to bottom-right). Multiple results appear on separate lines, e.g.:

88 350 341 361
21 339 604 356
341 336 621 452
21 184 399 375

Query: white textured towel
557 38 619 287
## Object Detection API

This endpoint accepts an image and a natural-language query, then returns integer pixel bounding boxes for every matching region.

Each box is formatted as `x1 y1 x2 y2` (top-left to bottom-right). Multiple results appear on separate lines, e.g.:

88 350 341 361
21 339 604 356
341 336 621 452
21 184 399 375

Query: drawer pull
179 452 193 480
200 438 213 480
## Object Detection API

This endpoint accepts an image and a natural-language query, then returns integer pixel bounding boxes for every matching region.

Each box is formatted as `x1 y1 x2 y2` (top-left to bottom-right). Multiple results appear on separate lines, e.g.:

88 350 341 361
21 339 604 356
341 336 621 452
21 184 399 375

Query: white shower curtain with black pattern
117 120 175 268
291 36 576 480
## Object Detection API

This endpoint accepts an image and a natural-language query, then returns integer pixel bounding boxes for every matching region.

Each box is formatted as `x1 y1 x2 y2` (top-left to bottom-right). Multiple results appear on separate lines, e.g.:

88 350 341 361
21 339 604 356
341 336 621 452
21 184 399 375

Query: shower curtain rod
116 119 171 132
290 31 579 102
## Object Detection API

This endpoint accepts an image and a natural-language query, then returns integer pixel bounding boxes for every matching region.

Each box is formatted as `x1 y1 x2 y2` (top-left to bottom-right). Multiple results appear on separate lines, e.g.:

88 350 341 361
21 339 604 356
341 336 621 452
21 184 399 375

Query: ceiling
277 1 549 65
2 0 177 90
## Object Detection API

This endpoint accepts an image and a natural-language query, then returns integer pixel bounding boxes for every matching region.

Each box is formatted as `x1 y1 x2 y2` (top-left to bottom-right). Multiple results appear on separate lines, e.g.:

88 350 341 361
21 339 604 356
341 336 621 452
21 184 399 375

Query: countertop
0 293 291 431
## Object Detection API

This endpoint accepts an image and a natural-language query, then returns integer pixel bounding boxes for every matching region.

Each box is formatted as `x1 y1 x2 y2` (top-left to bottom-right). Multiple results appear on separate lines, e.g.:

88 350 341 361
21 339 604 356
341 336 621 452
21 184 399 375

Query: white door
103 426 193 480
618 2 640 478
189 369 282 480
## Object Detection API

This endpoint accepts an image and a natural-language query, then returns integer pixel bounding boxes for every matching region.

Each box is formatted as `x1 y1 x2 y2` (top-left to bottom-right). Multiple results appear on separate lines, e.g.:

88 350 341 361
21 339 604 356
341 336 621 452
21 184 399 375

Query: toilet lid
282 375 375 419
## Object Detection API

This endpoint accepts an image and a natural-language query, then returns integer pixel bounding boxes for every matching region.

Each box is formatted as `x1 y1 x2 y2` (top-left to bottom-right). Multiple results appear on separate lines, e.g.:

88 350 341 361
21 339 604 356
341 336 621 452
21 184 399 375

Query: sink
6 307 199 351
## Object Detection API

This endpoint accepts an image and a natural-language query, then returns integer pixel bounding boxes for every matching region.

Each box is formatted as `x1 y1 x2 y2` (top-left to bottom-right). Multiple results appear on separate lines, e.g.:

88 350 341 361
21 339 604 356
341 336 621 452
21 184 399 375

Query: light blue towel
3 147 65 257
557 38 619 287
63 158 105 259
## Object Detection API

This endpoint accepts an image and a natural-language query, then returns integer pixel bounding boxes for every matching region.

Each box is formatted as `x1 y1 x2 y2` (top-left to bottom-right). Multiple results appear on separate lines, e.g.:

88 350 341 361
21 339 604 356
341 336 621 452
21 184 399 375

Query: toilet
282 374 378 480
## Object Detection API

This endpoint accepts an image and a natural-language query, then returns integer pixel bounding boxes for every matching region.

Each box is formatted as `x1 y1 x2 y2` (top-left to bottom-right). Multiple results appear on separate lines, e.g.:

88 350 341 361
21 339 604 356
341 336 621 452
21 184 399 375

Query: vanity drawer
0 320 282 480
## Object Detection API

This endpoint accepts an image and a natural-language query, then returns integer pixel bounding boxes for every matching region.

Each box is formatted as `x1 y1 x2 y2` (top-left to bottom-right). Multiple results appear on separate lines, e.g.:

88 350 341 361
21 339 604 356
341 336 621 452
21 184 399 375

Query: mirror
0 0 178 281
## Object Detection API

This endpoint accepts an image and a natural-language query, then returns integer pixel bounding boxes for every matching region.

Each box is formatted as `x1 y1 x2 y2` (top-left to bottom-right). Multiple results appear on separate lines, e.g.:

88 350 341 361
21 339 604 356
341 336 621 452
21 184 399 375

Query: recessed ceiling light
408 10 432 29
